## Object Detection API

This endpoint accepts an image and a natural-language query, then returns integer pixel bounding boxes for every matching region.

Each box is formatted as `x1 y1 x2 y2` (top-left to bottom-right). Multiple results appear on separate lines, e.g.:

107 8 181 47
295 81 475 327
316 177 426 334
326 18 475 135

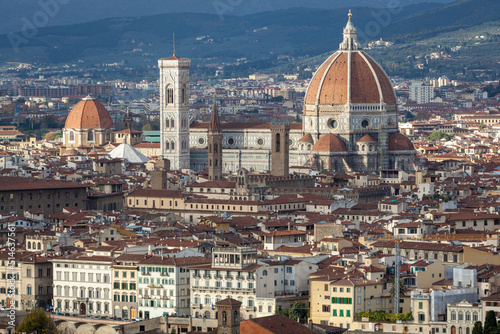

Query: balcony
160 272 169 277
214 275 223 280
225 276 233 280
236 275 244 281
193 273 201 278
203 274 211 279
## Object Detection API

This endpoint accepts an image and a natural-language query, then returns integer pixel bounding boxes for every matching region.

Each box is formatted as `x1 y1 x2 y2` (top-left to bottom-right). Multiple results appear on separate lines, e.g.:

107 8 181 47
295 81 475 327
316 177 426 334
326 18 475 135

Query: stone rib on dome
388 132 415 151
64 97 114 130
312 134 347 153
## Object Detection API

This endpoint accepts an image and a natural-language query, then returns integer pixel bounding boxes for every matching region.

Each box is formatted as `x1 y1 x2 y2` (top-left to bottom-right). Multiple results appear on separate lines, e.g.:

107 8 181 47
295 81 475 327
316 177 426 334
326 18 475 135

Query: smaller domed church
60 96 115 155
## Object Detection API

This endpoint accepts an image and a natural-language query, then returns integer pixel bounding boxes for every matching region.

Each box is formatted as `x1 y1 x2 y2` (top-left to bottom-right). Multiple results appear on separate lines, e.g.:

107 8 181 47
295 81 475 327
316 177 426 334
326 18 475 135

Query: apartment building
51 254 113 316
20 254 53 311
112 254 144 319
137 256 210 319
189 247 274 320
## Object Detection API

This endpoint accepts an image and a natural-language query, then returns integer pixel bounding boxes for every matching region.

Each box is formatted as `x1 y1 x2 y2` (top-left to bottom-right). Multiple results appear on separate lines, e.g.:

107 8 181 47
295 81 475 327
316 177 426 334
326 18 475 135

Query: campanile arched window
166 85 174 105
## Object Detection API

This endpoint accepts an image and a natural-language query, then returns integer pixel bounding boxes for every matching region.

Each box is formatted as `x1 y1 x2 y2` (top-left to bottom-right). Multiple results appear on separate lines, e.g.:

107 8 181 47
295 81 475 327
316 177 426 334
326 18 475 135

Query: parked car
132 317 143 322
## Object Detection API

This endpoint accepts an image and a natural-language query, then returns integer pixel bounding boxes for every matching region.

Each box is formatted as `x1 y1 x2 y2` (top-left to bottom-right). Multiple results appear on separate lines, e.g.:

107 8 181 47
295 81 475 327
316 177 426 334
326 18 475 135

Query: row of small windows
165 140 188 151
450 311 478 322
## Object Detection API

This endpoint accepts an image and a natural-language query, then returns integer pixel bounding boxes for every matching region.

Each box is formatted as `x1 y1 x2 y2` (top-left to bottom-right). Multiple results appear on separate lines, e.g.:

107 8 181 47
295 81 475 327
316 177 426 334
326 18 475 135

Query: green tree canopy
276 302 308 322
484 310 497 334
16 308 57 334
142 123 153 131
472 321 484 334
427 131 450 141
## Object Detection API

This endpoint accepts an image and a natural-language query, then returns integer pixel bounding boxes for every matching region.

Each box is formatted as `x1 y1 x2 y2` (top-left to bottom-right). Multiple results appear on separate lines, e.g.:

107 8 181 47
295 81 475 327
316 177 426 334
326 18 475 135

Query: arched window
451 311 456 321
262 270 267 276
69 131 75 142
275 133 281 152
458 311 463 321
166 85 174 105
27 285 32 295
214 143 218 154
465 312 471 321
234 310 238 323
170 119 175 129
27 241 31 249
165 141 170 151
38 242 41 250
182 84 188 104
87 131 93 141
171 140 175 151
214 159 218 167
473 312 478 321
362 144 366 151
222 311 227 325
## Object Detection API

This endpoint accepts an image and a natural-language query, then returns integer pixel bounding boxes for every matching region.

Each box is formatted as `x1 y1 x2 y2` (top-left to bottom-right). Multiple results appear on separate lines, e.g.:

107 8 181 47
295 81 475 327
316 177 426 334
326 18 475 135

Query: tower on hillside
208 101 223 181
270 123 290 176
158 49 191 170
216 298 242 334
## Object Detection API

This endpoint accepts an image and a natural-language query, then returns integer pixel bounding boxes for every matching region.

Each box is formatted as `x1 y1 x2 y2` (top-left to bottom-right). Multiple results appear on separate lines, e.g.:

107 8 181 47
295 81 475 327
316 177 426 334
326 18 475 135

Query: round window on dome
198 137 205 145
257 138 264 146
328 119 338 129
227 138 235 146
361 120 369 128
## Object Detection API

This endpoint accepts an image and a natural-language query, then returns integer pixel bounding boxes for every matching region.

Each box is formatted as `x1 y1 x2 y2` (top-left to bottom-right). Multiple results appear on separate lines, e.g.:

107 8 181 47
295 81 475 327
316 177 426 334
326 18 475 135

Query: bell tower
270 123 290 176
208 101 223 181
216 298 242 334
158 47 191 170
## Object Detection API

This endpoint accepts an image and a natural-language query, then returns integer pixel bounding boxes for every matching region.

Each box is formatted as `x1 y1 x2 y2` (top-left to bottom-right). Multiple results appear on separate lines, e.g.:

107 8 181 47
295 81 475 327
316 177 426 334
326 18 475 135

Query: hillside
0 0 497 80
0 0 455 34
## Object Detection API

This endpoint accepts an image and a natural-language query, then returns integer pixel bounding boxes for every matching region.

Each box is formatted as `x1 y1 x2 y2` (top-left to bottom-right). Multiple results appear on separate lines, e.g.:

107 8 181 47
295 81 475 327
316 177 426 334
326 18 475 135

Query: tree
472 321 484 334
276 302 308 322
389 278 408 299
288 302 308 322
427 131 450 141
171 328 177 334
142 123 153 131
16 308 57 334
484 310 497 334
480 122 487 129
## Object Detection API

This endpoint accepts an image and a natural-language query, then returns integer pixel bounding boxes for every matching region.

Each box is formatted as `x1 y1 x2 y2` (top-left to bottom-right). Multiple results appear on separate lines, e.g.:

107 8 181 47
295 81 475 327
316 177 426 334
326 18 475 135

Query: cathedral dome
298 133 314 144
312 134 347 153
357 134 377 143
304 13 396 107
388 132 415 151
64 96 114 130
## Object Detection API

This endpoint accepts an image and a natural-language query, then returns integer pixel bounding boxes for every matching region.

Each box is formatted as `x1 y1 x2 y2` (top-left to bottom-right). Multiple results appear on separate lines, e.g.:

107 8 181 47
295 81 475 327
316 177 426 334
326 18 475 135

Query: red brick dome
64 96 114 130
357 134 377 143
312 134 347 153
388 132 415 151
298 133 314 144
304 13 396 107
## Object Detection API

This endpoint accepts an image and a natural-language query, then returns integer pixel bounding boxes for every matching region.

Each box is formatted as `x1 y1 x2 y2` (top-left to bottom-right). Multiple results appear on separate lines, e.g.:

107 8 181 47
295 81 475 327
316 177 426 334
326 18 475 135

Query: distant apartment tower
410 81 435 104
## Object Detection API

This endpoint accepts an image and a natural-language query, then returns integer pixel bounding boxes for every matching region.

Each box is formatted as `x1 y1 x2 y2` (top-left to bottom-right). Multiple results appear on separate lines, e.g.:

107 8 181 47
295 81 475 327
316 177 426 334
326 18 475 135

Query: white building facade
51 255 113 317
137 256 209 319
